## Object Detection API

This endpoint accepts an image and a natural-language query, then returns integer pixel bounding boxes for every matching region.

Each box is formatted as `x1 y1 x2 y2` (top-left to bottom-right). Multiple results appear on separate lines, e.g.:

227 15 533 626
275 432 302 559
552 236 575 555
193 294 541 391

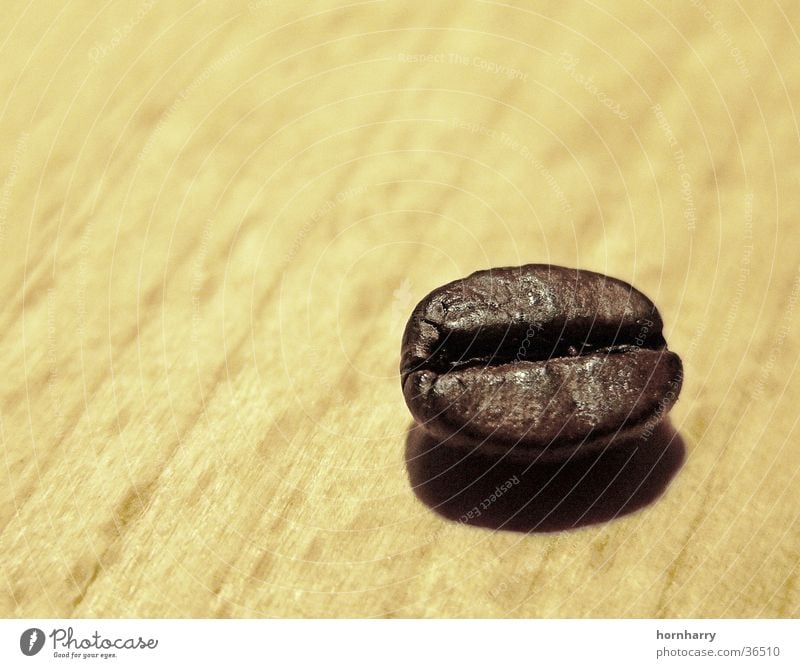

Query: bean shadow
405 421 685 533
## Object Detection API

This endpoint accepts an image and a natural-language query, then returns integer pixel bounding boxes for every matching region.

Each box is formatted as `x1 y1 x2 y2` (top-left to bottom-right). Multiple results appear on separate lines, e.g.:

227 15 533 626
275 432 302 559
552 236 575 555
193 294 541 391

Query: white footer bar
1 619 796 667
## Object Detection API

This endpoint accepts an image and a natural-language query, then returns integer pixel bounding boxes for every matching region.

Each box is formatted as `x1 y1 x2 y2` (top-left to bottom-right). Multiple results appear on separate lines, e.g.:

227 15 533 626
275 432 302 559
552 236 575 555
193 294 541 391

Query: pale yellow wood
1 0 798 618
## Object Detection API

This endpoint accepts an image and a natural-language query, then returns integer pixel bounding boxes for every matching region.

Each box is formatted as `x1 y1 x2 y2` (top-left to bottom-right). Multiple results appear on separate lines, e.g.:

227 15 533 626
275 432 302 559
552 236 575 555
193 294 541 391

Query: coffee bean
400 265 683 460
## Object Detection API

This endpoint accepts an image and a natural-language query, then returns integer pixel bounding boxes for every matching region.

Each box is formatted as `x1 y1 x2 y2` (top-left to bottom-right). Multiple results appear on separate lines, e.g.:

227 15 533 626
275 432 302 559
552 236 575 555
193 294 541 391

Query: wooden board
1 0 798 618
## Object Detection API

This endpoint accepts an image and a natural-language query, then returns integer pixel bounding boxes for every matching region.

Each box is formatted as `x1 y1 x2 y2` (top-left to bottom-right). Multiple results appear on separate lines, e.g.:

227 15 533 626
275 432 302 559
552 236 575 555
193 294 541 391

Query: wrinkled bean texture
400 265 683 460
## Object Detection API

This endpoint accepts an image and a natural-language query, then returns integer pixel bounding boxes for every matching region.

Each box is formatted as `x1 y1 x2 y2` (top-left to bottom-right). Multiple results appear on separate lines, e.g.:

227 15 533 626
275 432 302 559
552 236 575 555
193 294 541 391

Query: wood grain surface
1 0 799 618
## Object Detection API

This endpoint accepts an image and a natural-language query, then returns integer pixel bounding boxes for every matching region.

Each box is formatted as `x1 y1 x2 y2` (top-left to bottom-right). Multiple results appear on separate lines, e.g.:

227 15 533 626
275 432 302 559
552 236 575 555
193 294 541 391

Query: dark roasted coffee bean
400 265 683 460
